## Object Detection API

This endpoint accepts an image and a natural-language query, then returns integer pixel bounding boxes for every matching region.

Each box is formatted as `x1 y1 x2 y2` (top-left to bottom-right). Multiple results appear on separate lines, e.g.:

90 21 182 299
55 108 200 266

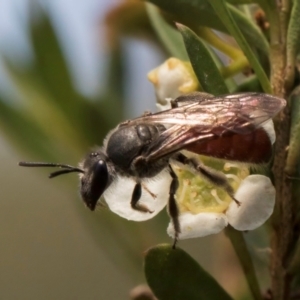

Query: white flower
102 154 275 240
165 154 276 239
147 57 199 111
167 173 275 240
103 169 172 221
226 175 275 230
102 59 276 240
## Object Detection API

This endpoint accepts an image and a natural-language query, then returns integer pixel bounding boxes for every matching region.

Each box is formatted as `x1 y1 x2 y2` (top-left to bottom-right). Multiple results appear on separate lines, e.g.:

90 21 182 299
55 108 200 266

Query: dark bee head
19 150 112 211
78 151 111 211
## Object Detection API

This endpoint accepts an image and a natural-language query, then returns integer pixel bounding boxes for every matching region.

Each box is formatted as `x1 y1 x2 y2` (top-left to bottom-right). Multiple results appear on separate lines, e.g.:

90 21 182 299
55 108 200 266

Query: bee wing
138 93 286 161
145 124 214 161
128 92 286 133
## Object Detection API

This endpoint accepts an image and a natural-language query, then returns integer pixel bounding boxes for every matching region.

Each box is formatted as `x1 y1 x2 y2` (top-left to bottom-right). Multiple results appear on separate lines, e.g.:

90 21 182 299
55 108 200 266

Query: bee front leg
168 165 181 249
131 182 153 213
174 153 241 206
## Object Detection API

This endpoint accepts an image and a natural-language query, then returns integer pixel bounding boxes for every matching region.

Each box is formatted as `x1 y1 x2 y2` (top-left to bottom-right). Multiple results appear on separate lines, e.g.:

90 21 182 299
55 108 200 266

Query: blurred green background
0 0 269 299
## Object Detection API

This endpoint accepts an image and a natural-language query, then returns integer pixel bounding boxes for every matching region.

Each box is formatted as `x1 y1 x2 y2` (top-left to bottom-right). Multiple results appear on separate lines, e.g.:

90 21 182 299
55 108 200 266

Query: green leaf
233 75 263 93
29 9 87 111
227 4 269 56
226 0 255 3
0 100 57 161
225 226 263 300
178 24 228 95
208 0 271 93
29 9 120 145
146 3 188 60
3 59 87 155
145 0 269 56
144 244 233 300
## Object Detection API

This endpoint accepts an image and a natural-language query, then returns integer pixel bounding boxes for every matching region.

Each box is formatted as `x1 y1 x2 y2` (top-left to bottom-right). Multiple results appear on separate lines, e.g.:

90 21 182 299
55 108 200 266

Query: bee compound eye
81 159 109 211
94 160 107 178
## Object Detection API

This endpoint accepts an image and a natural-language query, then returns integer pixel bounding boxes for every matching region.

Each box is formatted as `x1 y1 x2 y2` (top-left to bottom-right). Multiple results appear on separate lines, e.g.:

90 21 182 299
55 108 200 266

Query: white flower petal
156 98 173 111
148 61 183 104
226 175 275 231
167 212 228 239
103 170 171 221
261 119 276 144
148 58 198 107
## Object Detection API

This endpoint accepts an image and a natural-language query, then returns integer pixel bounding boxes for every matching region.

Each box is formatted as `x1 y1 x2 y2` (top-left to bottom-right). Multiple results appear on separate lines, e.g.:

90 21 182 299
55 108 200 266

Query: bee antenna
18 161 84 178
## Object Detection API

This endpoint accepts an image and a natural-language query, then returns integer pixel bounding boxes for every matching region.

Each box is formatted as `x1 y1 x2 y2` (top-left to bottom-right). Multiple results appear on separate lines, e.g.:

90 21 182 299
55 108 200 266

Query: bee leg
131 182 153 213
168 165 181 249
141 183 157 199
171 92 214 108
196 162 241 206
174 153 241 206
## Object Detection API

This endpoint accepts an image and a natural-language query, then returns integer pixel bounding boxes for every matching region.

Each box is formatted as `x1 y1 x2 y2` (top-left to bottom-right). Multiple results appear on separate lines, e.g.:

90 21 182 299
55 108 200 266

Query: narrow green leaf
227 4 269 56
145 0 269 56
227 0 255 3
285 86 300 176
227 5 269 72
7 12 122 147
3 59 87 155
233 75 263 93
209 0 271 93
0 100 57 161
178 24 229 95
225 226 263 300
28 9 119 145
144 244 233 300
288 222 300 274
30 10 80 109
146 3 188 60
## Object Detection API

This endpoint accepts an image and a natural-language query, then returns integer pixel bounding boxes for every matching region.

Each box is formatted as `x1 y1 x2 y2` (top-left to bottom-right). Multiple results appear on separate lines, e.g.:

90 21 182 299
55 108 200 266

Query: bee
19 92 286 246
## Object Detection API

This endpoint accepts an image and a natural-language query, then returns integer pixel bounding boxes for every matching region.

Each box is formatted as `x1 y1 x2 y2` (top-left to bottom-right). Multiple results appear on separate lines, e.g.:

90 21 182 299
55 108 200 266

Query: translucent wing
130 92 286 161
144 124 215 161
127 92 286 133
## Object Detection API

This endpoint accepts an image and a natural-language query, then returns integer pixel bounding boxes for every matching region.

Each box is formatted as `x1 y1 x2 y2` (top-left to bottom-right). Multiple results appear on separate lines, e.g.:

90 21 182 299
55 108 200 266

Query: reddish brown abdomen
185 128 272 164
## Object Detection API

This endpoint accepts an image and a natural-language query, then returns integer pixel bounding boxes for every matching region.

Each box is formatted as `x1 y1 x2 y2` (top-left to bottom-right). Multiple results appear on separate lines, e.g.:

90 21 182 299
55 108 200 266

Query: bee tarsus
131 182 153 213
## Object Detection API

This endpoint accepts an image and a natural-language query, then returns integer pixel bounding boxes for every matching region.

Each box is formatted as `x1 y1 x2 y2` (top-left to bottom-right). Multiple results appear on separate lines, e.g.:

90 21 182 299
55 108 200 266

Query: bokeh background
0 0 269 299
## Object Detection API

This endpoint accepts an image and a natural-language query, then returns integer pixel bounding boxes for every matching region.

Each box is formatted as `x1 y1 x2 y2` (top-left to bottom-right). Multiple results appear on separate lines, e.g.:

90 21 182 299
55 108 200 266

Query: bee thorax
106 123 166 177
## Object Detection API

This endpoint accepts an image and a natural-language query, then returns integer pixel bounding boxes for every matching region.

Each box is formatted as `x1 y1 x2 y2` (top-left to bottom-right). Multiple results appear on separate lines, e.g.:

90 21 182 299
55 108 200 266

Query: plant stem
268 1 294 299
220 56 249 78
197 27 243 60
225 226 263 300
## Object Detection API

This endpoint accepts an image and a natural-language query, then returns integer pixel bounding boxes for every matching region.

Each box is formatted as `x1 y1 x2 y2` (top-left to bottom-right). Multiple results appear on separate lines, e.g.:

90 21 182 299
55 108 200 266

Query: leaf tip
175 22 184 30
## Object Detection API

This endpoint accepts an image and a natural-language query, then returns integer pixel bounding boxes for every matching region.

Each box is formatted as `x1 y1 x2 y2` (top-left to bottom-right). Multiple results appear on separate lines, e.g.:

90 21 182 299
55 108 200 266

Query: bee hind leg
168 165 181 249
194 161 241 206
174 153 241 206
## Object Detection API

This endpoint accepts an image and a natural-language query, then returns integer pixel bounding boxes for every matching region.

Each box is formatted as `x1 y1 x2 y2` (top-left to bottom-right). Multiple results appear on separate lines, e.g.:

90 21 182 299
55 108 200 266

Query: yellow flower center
173 156 249 214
